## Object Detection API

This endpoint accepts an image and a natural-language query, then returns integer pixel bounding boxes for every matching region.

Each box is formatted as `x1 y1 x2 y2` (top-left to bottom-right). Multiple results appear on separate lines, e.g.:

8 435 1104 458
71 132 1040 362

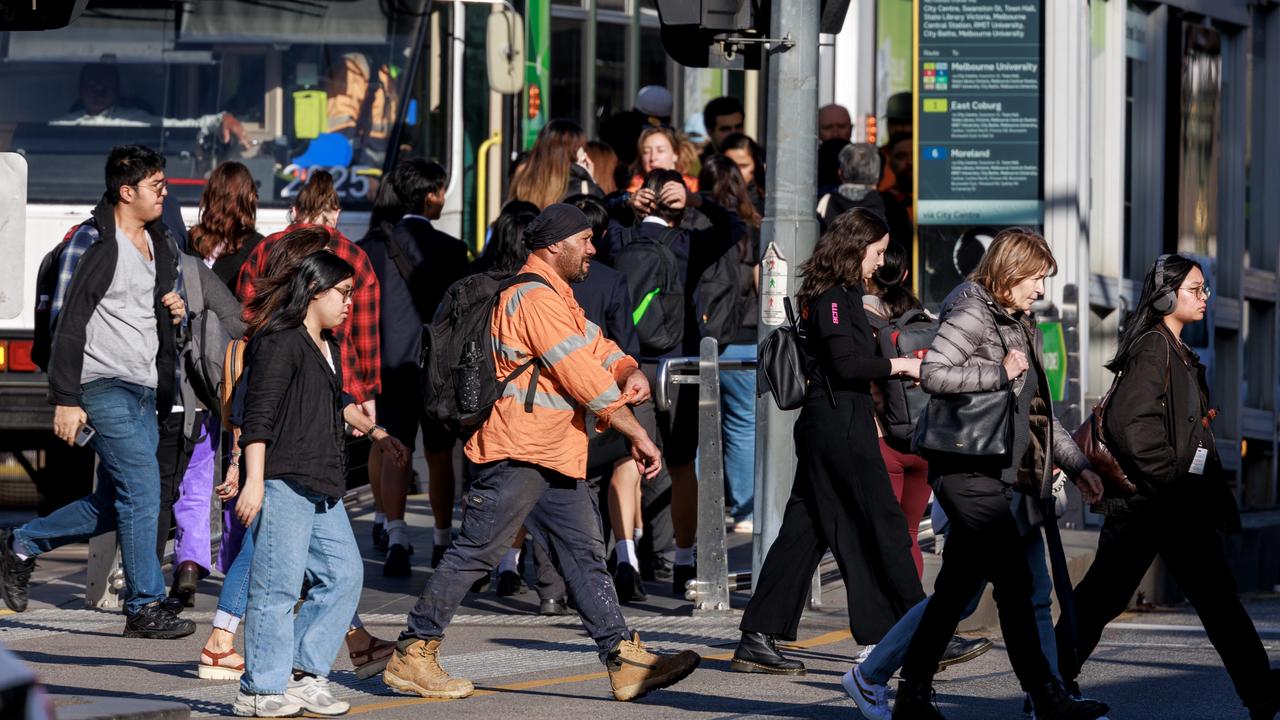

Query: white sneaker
843 666 890 720
285 676 350 716
232 692 303 717
853 644 876 664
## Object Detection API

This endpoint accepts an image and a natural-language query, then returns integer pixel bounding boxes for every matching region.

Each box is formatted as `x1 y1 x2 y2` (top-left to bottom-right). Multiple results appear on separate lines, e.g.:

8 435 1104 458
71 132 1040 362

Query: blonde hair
970 228 1058 306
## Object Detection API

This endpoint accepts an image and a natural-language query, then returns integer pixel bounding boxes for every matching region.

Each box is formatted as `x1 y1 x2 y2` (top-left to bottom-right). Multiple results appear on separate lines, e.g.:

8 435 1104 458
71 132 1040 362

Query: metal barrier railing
657 336 757 615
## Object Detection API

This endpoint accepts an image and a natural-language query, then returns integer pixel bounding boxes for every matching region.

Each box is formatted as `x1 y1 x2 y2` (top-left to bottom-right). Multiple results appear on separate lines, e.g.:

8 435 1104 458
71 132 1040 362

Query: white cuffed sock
10 535 30 561
498 547 521 575
373 512 387 526
616 539 638 568
633 526 644 542
385 519 409 549
213 609 241 634
674 545 695 567
433 527 452 548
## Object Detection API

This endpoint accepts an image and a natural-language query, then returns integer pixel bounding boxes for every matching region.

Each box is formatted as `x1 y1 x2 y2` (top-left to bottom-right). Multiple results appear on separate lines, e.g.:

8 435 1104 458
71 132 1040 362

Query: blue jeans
214 494 255 624
242 480 361 695
719 342 756 522
14 379 164 615
861 526 1059 685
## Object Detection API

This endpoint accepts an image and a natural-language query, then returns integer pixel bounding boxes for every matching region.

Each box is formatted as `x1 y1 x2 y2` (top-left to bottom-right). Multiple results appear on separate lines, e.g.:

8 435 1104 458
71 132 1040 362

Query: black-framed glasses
330 285 356 301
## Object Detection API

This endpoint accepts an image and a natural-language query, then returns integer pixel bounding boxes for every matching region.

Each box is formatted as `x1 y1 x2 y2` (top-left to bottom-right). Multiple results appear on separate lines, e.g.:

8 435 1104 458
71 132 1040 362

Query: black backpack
610 226 686 357
870 307 938 443
419 271 551 439
693 247 744 349
32 220 96 372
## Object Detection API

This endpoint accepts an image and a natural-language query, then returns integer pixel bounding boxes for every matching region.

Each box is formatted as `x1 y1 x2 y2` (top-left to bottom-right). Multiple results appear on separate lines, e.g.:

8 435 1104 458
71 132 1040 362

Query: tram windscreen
0 0 433 208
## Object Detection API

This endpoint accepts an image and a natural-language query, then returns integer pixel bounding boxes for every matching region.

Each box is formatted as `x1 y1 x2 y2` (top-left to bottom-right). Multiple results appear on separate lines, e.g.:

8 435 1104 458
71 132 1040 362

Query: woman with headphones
1058 254 1279 720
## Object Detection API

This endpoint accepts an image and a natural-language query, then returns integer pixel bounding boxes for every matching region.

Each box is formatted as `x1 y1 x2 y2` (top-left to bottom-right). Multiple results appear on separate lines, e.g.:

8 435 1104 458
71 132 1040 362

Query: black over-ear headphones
1151 254 1177 315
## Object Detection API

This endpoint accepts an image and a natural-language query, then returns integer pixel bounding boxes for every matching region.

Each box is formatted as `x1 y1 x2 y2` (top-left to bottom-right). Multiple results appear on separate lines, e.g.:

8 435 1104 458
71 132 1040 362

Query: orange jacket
464 254 639 479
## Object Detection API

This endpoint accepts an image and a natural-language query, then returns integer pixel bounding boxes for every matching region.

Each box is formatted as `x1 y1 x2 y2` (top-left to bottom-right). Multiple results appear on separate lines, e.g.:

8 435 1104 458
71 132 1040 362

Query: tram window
550 18 584 122
597 0 626 10
0 0 431 209
595 24 628 122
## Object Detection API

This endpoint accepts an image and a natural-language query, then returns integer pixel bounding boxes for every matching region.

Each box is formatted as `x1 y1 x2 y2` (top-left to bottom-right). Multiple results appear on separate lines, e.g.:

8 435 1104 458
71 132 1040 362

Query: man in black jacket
0 145 194 639
363 158 470 576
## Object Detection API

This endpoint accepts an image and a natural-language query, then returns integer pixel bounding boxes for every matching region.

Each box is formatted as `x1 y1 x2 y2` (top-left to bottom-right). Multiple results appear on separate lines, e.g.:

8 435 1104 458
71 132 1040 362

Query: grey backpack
178 254 234 433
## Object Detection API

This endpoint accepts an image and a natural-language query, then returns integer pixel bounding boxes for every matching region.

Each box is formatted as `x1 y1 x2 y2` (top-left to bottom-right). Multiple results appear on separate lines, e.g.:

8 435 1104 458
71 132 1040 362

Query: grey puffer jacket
922 281 1089 494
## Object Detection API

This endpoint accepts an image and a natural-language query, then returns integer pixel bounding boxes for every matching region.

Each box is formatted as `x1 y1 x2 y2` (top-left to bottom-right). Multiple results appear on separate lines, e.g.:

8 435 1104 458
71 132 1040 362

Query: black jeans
900 470 1053 690
533 474 608 602
402 460 630 664
1059 501 1272 709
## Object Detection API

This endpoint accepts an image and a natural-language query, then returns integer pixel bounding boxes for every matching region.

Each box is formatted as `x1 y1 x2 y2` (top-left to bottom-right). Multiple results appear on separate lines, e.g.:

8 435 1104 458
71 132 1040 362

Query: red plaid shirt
235 223 382 403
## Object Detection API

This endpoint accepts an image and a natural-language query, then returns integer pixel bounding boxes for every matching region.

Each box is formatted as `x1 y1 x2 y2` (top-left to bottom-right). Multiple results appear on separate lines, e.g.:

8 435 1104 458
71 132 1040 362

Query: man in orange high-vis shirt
384 204 700 703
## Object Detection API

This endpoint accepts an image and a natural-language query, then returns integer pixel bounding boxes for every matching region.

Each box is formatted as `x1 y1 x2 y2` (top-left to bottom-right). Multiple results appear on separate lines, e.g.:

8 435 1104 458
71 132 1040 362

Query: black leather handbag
913 305 1015 459
758 297 808 410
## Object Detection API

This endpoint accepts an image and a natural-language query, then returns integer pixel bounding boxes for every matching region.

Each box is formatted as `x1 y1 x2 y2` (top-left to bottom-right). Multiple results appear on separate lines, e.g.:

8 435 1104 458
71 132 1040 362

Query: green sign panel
1038 321 1066 402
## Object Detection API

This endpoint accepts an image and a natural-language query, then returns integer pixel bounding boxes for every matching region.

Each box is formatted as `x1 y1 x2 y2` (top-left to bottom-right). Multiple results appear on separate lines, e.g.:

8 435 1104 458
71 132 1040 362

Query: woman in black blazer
730 209 925 675
1060 254 1280 720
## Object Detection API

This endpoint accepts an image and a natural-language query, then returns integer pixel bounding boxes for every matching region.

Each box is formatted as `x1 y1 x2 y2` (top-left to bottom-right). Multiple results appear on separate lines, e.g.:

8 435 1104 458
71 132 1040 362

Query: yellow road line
345 628 854 715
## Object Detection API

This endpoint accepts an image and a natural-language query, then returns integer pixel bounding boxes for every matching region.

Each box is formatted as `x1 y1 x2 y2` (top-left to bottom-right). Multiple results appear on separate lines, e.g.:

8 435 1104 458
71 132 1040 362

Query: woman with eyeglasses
1056 253 1280 720
231 250 408 717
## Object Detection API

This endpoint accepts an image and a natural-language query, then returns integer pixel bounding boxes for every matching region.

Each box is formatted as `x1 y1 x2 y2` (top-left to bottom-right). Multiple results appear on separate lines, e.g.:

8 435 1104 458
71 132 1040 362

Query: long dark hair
868 243 922 318
189 161 258 259
473 200 538 277
247 251 354 338
1107 253 1202 373
698 155 761 229
719 132 765 193
796 208 889 312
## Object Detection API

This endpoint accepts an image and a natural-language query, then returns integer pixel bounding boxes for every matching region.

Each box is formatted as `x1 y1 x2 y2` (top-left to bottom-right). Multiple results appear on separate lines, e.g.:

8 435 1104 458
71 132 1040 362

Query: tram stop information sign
915 0 1044 226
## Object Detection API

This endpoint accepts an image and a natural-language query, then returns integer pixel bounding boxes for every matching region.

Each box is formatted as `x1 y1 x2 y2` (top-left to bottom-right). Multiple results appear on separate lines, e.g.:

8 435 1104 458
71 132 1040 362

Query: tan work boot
383 638 475 699
608 632 701 702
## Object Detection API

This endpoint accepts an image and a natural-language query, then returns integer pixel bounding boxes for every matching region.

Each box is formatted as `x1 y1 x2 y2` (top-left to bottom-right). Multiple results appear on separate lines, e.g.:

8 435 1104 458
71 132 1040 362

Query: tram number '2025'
280 164 374 200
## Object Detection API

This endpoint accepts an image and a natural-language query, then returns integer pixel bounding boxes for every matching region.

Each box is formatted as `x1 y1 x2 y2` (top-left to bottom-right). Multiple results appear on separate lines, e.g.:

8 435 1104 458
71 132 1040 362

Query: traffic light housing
0 0 89 30
655 0 852 69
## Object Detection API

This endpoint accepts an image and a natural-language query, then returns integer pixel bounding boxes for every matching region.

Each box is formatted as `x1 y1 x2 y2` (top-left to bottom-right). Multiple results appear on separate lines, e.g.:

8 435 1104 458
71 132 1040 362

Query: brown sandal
198 647 245 681
348 630 396 680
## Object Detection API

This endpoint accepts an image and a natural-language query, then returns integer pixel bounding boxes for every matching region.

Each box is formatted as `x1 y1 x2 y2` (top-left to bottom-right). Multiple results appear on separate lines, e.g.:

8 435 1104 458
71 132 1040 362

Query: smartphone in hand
74 424 96 447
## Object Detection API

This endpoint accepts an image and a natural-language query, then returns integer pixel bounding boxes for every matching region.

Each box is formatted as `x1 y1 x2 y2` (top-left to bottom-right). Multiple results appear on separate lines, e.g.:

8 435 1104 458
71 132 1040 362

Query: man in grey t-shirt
0 145 194 640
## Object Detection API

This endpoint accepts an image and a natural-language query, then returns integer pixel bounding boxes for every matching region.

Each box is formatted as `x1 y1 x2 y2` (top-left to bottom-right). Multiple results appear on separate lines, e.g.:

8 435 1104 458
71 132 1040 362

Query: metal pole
582 0 598 137
753 0 820 585
691 337 731 614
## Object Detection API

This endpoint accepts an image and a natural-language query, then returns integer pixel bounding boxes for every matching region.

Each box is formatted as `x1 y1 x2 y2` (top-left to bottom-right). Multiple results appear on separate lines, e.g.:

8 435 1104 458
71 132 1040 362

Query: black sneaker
538 596 572 616
160 596 186 617
384 544 412 578
431 544 448 569
671 563 696 599
372 523 388 554
613 562 647 603
893 679 946 719
470 572 491 594
496 570 524 597
0 528 35 613
124 603 196 639
641 553 674 582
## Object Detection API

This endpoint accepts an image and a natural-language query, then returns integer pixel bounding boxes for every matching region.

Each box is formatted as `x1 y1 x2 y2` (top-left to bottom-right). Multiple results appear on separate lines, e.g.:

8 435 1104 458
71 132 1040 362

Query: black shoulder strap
499 271 554 291
384 222 417 283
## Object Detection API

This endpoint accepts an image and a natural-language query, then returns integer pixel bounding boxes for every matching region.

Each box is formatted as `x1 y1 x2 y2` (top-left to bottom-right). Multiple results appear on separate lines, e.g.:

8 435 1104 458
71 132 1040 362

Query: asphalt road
4 494 1277 720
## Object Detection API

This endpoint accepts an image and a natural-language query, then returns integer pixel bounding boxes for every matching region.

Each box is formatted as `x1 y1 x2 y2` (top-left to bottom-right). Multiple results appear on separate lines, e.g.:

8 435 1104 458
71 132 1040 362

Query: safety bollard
658 337 759 615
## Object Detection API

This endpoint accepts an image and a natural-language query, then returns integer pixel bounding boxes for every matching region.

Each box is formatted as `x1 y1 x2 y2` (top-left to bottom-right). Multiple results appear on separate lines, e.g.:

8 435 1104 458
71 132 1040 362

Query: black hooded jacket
47 195 181 416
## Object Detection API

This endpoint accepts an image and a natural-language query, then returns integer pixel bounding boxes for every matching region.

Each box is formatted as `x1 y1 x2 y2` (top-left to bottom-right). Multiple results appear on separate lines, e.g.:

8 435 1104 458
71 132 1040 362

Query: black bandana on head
522 203 591 249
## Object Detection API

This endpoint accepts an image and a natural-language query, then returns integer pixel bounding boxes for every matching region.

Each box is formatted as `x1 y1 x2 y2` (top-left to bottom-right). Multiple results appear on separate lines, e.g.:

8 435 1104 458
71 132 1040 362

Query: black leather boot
729 632 806 675
892 678 946 719
1029 679 1110 720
